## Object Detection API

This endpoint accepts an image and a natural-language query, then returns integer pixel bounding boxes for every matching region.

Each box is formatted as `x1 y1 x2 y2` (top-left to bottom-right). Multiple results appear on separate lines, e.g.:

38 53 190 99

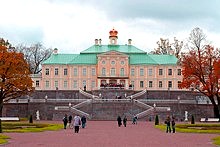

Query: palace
32 28 183 91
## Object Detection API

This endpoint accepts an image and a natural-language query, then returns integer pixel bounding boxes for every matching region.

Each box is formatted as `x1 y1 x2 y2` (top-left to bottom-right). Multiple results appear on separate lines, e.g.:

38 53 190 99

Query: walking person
123 116 127 127
68 115 73 128
81 115 87 128
117 116 122 127
165 115 171 133
62 114 68 129
132 115 137 125
171 116 176 133
73 114 81 133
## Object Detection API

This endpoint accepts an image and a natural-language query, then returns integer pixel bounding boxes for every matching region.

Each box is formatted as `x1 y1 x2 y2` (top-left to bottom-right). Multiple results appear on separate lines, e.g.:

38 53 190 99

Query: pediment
98 50 128 57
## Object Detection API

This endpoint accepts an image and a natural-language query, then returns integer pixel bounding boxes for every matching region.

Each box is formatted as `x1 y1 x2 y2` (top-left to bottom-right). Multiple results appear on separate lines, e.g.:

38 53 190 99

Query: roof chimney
99 39 102 45
95 39 98 45
128 39 132 45
53 48 58 54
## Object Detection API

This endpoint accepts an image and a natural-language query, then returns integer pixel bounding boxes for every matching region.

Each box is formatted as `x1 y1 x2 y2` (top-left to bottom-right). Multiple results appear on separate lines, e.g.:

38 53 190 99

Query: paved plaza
3 121 219 147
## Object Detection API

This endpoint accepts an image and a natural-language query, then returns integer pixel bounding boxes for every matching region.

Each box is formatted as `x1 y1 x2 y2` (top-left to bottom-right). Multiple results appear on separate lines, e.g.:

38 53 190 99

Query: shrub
191 115 195 124
0 120 2 133
29 115 33 123
155 115 159 125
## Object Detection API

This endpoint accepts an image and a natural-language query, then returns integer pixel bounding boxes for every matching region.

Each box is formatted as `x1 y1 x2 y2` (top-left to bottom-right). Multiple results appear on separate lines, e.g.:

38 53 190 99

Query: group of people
165 115 176 133
63 114 87 133
117 115 138 127
117 115 128 127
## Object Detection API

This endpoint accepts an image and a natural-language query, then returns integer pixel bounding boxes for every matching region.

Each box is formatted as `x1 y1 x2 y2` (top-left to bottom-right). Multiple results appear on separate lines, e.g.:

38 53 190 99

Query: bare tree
153 37 183 59
188 27 207 51
16 43 52 74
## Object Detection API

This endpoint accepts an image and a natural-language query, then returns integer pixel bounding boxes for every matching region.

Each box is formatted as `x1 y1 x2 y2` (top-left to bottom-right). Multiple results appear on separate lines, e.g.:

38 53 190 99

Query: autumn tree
16 43 52 74
0 38 33 116
180 28 220 118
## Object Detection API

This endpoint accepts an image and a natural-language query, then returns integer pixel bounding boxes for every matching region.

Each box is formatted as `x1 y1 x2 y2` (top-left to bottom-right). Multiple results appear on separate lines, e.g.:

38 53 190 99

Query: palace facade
32 29 183 91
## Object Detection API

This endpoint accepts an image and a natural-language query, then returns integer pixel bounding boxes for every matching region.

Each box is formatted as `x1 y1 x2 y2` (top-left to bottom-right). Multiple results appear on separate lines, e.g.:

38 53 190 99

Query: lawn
155 123 220 146
0 121 63 144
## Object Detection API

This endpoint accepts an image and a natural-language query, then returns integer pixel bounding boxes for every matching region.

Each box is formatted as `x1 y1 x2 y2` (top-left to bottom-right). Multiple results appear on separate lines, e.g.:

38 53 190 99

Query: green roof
129 54 156 65
43 54 97 65
148 54 178 65
43 45 178 65
69 54 97 65
42 54 78 65
129 54 177 65
81 45 146 54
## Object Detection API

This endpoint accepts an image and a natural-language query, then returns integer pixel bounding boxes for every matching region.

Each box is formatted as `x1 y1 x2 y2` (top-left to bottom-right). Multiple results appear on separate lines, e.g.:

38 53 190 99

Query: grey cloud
0 25 44 45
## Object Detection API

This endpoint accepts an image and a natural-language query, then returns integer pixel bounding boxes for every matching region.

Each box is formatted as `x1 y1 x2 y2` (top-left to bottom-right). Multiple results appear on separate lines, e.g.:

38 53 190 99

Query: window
64 68 68 75
149 81 153 88
120 68 124 76
121 61 124 65
82 80 86 87
131 68 135 76
55 68 59 75
54 81 58 88
36 80 39 87
111 68 115 76
91 81 95 88
148 69 153 76
159 81 162 88
73 80 78 88
91 68 96 76
64 81 68 88
74 68 78 76
178 81 181 88
168 69 172 75
159 69 163 75
111 60 115 65
177 69 181 75
102 68 106 76
168 81 172 88
45 68 49 75
45 81 50 88
102 60 105 64
140 68 144 76
140 81 144 88
82 68 87 76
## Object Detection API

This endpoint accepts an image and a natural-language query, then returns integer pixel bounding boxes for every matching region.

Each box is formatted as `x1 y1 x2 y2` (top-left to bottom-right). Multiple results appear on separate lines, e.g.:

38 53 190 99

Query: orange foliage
0 39 33 104
180 45 220 97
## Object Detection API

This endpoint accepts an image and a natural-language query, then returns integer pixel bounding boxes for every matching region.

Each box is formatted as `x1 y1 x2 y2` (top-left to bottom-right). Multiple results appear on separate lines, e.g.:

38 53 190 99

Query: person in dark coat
123 116 127 127
81 115 87 128
117 116 122 127
68 115 73 128
171 116 176 133
165 115 171 133
63 114 68 129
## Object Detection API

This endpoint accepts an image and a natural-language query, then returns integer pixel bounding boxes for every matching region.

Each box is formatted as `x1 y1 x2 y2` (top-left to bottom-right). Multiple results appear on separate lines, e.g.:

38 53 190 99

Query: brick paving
3 121 219 147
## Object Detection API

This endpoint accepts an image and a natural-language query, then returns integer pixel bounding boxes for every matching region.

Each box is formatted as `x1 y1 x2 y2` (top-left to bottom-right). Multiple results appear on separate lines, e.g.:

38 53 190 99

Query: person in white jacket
73 114 81 133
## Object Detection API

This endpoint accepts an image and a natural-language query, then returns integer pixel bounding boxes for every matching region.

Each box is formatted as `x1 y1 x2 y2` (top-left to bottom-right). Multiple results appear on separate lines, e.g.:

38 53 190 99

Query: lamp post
153 103 156 120
177 96 180 120
146 87 148 99
69 103 71 113
44 95 48 120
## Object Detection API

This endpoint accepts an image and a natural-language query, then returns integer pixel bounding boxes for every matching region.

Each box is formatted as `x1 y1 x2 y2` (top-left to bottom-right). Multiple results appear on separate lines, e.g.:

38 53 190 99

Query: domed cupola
109 28 118 45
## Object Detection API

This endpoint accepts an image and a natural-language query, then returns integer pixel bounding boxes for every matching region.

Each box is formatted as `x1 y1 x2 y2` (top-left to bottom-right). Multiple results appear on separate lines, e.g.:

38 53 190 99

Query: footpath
3 121 219 147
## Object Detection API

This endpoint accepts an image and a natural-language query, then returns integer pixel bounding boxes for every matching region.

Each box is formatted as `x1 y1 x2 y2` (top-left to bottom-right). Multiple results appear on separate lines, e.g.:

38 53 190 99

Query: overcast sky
1 0 220 53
